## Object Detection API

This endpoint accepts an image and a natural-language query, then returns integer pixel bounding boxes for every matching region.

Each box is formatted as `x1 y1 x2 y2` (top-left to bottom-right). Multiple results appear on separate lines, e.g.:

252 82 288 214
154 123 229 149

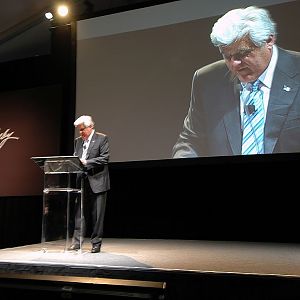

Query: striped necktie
241 80 265 155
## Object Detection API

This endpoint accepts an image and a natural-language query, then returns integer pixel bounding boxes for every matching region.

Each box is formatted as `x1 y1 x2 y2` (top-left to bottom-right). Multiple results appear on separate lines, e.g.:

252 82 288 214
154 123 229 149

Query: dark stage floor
1 238 300 299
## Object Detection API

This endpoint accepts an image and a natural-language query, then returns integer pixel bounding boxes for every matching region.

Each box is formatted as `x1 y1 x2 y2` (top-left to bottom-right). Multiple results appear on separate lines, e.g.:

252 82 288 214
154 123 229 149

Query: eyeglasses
221 47 256 61
79 126 90 132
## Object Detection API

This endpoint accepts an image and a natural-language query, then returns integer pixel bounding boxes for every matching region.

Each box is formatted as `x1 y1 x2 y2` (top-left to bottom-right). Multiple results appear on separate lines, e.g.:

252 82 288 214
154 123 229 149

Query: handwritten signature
0 128 20 149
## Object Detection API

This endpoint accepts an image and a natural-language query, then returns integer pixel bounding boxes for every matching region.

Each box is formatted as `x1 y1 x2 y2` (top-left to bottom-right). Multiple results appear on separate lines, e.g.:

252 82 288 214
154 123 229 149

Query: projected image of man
172 6 300 158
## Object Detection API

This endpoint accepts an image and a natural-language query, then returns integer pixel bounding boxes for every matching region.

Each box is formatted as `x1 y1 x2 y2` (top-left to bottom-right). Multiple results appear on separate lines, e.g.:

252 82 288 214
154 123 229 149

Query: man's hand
80 158 87 165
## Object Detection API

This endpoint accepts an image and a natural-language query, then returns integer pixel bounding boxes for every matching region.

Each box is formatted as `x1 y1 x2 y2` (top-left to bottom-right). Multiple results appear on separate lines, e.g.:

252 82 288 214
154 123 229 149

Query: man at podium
68 115 110 253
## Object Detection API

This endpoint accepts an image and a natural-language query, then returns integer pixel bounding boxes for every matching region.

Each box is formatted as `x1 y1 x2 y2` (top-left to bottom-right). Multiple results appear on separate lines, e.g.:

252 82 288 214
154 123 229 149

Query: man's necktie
82 141 88 159
241 80 265 155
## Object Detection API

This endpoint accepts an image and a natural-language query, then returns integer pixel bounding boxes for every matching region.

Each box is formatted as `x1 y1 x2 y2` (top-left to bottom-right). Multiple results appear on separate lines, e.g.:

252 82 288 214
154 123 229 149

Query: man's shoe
68 244 80 251
91 244 101 253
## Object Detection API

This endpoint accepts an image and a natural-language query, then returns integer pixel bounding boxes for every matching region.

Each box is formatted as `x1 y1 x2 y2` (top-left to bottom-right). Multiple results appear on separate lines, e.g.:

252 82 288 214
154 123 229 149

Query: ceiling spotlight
44 1 90 23
57 5 69 17
45 12 54 20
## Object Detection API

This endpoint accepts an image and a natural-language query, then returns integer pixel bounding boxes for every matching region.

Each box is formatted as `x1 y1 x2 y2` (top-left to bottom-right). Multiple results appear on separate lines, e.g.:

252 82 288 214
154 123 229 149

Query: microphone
245 104 256 115
238 82 256 116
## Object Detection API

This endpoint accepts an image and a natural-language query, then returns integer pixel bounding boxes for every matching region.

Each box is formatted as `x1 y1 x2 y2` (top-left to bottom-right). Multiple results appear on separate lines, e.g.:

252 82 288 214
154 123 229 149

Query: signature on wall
0 128 20 149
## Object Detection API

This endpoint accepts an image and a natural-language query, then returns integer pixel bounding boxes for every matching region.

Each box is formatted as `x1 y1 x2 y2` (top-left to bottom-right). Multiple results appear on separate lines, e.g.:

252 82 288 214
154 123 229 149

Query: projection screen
76 0 299 162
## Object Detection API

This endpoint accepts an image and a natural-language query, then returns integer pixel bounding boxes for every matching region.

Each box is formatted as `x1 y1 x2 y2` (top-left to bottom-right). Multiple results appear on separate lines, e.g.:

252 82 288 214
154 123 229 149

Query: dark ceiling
0 0 171 63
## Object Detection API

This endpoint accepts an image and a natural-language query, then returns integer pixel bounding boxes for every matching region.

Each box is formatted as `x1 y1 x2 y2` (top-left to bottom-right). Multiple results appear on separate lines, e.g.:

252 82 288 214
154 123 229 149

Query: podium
31 156 85 252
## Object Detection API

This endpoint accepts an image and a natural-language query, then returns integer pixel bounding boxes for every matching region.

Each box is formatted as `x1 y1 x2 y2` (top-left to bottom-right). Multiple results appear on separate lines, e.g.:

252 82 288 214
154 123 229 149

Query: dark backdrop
0 0 300 248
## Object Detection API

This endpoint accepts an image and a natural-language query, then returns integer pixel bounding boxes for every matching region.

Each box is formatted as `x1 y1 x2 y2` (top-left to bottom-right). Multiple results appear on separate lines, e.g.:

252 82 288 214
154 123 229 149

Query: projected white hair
210 6 277 48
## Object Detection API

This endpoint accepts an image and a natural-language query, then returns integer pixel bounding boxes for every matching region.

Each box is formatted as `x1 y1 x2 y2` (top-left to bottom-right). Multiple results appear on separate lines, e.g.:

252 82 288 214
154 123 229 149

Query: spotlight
57 5 69 17
44 2 70 21
44 1 94 23
45 12 54 20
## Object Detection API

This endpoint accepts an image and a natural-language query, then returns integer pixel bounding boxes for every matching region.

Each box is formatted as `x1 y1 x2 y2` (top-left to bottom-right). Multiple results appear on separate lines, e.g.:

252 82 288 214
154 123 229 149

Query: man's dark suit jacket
172 47 300 158
74 131 110 193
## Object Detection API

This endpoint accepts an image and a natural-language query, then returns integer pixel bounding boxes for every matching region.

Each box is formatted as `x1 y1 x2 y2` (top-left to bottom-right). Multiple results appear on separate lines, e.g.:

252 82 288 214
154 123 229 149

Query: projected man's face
220 35 275 83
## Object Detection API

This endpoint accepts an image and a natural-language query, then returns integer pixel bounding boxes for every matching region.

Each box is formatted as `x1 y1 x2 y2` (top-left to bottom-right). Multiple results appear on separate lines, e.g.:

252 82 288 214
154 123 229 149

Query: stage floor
1 238 300 299
1 238 300 276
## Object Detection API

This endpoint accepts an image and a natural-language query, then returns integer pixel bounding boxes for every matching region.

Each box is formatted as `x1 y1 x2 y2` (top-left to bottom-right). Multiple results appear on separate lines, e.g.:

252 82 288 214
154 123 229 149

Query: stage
0 238 300 299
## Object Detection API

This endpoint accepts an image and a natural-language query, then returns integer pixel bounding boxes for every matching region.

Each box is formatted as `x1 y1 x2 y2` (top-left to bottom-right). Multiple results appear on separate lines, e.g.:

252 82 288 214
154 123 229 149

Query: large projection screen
76 0 299 162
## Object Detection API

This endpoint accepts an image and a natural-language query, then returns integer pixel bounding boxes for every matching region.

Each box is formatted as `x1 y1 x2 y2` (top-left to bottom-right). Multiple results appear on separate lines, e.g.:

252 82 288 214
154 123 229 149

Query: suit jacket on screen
172 47 300 158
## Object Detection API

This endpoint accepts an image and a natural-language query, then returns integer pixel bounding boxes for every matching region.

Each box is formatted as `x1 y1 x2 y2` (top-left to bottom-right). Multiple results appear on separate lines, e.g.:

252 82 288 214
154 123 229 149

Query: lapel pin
283 85 291 92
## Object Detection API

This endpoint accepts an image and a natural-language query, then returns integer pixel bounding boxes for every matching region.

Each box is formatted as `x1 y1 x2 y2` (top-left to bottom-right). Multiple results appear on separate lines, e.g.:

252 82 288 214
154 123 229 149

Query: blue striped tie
241 80 265 155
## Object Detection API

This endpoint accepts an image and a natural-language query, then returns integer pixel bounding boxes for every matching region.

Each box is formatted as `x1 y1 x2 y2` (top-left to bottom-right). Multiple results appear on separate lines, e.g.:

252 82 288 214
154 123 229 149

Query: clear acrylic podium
31 156 84 252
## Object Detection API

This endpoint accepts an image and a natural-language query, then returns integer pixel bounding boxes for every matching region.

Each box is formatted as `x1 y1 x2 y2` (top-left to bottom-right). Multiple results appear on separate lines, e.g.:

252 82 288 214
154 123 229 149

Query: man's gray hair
74 115 95 128
210 6 277 48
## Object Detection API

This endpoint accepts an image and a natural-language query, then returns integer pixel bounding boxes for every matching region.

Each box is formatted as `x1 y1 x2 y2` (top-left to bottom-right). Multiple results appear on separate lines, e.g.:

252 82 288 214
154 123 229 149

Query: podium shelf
43 188 82 194
44 171 82 174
